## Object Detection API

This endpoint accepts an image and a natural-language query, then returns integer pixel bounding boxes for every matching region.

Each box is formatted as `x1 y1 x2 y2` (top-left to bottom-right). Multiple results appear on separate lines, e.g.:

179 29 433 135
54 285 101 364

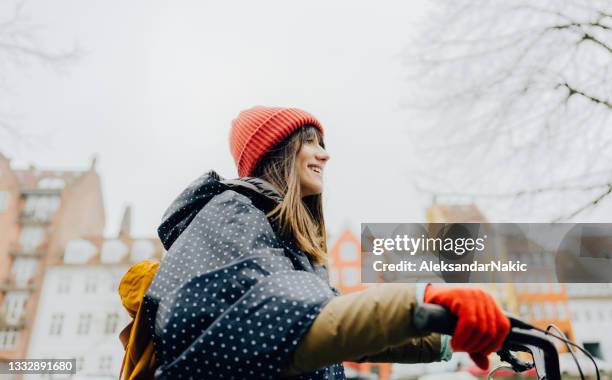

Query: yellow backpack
118 260 159 380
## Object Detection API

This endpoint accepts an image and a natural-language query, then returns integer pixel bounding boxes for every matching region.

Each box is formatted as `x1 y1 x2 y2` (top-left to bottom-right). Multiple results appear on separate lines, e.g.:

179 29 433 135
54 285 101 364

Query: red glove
424 284 510 370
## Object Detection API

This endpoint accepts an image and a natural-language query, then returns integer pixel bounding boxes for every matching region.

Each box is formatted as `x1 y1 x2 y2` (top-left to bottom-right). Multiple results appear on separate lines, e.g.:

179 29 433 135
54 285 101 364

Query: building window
532 304 542 320
519 304 530 318
110 273 120 292
339 243 358 262
37 178 65 190
77 313 92 335
57 276 71 294
98 355 113 373
49 313 64 336
84 277 97 293
19 226 45 252
341 268 360 287
104 313 119 334
584 342 603 360
598 308 605 321
0 328 18 349
11 257 38 288
557 302 567 320
22 194 61 222
544 302 556 320
0 191 9 212
2 292 28 324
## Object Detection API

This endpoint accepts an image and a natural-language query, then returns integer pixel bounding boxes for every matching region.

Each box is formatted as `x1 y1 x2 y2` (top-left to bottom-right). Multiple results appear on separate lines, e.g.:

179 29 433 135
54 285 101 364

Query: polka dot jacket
143 170 346 379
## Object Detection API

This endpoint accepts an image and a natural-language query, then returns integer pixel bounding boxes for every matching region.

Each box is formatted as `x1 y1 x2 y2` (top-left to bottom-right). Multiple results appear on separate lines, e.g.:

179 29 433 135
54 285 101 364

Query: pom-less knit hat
229 106 324 177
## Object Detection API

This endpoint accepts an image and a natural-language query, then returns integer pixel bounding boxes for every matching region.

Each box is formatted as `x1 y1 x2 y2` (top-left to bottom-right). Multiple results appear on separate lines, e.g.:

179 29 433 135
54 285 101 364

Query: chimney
90 155 98 171
118 205 132 239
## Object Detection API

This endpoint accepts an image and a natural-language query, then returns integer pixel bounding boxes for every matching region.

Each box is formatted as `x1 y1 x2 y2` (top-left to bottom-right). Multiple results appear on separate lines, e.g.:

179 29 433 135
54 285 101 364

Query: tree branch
580 32 612 54
416 181 612 200
0 0 83 145
553 184 612 221
557 82 612 109
404 1 612 221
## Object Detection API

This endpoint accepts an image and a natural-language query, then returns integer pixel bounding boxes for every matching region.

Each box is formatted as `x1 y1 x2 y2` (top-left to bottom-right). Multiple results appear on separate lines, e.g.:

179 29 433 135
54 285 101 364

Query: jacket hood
157 170 283 250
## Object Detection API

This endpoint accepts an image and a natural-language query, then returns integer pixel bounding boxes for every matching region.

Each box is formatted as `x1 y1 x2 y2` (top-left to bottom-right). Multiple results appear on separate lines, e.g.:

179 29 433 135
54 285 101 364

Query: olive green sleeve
282 284 440 376
353 334 442 364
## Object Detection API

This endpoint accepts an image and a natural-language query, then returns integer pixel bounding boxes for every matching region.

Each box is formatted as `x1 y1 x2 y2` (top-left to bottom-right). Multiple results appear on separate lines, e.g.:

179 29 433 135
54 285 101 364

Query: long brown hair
252 126 327 264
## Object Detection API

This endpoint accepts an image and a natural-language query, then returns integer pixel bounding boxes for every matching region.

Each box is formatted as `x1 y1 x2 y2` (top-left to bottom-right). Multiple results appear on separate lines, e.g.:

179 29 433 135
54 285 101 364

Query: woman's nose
316 147 330 162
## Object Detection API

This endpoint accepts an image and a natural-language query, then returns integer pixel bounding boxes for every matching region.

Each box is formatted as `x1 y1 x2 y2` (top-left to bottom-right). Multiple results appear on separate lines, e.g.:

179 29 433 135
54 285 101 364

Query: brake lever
527 343 548 380
501 335 552 380
504 316 551 380
497 347 534 372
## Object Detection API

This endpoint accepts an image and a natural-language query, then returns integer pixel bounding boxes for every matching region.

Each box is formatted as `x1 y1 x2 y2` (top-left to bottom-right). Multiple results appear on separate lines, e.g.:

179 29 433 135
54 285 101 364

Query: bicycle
413 304 601 380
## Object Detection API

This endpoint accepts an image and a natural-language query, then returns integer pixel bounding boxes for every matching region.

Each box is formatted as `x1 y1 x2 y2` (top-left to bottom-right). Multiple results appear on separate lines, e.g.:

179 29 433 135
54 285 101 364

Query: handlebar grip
413 304 458 336
414 304 535 337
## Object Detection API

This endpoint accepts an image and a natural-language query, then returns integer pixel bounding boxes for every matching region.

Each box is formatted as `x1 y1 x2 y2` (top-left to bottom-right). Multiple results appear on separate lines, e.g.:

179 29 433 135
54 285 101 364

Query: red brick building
0 153 105 364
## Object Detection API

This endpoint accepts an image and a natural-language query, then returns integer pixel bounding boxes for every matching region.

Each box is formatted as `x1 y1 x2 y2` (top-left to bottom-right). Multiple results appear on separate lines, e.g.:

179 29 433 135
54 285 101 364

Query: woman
120 106 510 379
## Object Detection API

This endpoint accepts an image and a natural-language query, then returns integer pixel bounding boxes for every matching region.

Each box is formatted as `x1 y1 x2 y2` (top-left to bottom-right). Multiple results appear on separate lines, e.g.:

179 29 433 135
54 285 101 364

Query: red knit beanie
229 106 324 177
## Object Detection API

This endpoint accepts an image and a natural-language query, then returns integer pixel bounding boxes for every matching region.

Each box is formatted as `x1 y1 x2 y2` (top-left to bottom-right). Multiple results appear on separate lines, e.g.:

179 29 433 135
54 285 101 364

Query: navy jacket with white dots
143 170 346 379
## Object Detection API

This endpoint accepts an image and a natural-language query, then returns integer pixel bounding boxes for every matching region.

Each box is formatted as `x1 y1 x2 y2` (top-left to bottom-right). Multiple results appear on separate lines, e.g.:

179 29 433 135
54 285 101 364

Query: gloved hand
424 284 510 370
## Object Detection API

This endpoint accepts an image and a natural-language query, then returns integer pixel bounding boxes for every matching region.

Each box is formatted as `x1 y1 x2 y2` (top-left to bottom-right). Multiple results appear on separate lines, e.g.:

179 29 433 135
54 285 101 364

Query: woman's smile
307 163 322 174
298 135 329 197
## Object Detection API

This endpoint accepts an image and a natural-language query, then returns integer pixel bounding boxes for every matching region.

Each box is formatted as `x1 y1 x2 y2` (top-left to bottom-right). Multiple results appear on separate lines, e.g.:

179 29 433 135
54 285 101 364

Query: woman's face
296 131 329 197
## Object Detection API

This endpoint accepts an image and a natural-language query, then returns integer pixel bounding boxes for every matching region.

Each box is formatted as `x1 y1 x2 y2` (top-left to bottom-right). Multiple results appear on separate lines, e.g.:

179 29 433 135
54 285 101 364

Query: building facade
0 154 105 366
26 235 163 380
566 283 612 361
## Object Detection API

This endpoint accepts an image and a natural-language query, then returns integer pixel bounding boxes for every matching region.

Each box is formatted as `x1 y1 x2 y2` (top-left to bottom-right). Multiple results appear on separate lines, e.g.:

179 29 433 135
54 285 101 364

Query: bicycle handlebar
413 303 533 335
413 303 457 335
413 304 561 380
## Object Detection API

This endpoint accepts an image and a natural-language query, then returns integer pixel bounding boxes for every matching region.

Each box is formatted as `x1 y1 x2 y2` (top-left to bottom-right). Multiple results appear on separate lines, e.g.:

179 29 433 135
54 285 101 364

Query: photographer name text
372 260 528 273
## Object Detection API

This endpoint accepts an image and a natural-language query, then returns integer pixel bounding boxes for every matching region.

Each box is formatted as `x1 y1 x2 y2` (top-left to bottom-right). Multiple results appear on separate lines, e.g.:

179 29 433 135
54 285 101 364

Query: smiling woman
118 106 510 380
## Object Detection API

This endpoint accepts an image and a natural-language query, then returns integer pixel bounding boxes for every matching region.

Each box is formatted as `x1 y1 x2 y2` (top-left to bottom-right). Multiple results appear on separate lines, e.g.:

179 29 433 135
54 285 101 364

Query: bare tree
403 0 612 221
0 1 81 147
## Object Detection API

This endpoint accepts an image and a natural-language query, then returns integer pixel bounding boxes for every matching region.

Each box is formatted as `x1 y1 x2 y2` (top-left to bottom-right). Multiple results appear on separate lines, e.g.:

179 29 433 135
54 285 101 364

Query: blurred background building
26 228 163 379
565 284 612 363
0 154 105 366
0 155 164 379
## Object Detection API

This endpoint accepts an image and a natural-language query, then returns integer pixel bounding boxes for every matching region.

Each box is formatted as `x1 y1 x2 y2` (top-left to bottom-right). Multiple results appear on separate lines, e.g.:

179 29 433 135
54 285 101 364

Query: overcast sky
3 0 437 238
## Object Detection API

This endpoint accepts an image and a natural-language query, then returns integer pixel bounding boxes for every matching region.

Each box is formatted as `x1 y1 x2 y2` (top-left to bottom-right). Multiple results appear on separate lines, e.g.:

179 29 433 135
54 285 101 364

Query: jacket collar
221 175 284 204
